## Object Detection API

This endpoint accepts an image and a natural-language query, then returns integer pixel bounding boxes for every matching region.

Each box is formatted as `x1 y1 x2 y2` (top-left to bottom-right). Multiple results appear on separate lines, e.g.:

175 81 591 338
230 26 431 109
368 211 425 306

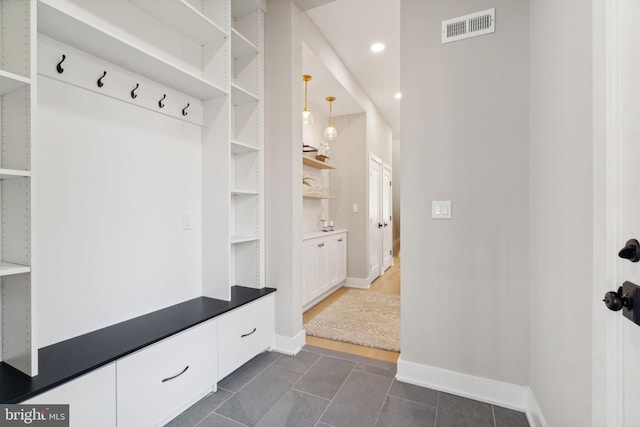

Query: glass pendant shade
302 75 313 125
302 109 314 125
324 96 337 141
324 125 337 141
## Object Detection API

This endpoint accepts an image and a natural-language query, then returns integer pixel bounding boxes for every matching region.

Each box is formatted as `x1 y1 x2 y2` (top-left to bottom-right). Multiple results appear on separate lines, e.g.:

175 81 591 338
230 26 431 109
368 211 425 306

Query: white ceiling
305 0 401 139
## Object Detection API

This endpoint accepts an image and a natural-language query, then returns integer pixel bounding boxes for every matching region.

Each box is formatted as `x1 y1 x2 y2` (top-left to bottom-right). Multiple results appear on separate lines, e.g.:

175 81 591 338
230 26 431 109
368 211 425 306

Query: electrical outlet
183 212 193 230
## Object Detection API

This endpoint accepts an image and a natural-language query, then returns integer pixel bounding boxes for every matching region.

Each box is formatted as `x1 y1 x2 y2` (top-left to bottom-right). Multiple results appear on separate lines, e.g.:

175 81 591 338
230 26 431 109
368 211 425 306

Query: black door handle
378 223 383 228
619 239 640 262
384 222 388 227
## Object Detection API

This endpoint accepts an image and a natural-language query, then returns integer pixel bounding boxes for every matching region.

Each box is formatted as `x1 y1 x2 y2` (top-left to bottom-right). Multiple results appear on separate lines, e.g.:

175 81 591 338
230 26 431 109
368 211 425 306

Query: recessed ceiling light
370 43 385 53
395 92 402 100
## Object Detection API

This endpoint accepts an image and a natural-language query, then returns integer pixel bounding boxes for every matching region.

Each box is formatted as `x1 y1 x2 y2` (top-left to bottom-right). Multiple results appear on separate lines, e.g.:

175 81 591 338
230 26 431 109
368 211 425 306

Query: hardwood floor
303 256 401 363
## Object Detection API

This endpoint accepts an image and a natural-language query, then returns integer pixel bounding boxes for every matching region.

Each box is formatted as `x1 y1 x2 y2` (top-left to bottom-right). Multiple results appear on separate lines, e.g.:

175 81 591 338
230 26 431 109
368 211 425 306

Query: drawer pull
241 328 257 338
161 366 189 383
337 239 343 242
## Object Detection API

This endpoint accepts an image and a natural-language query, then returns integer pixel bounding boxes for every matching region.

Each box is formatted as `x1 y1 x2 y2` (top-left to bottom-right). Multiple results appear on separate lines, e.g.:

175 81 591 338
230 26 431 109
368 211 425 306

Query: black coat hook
182 103 190 116
56 54 66 74
97 71 107 88
131 83 139 99
159 94 166 108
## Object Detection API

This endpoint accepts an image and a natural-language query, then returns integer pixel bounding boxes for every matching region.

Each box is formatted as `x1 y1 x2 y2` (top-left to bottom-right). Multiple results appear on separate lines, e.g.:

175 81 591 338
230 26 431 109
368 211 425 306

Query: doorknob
384 222 388 227
603 281 640 326
378 223 383 228
619 239 640 262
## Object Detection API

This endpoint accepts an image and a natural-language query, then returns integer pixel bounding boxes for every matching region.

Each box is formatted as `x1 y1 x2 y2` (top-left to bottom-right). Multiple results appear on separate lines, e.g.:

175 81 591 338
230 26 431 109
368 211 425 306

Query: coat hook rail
97 71 107 88
56 54 66 74
159 94 166 108
182 103 190 116
131 83 139 99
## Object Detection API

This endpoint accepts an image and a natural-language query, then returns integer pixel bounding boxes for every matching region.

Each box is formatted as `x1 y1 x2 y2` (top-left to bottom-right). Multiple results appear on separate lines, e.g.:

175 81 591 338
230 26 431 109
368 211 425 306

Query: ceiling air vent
442 8 495 44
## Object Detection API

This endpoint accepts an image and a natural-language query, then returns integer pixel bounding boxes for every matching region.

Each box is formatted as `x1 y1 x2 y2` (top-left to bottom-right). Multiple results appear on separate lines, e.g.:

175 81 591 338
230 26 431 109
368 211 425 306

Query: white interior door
619 1 640 423
369 155 382 281
600 1 640 425
382 164 393 271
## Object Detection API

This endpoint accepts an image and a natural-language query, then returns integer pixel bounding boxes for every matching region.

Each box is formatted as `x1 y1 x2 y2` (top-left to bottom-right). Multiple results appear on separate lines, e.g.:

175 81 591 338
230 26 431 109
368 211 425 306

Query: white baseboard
344 277 370 289
396 357 528 412
272 330 306 356
526 387 548 427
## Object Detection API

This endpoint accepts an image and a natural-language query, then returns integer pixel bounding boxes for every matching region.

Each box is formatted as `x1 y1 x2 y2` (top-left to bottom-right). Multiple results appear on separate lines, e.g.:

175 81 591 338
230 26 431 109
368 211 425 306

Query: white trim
343 277 370 289
526 388 549 427
396 357 528 411
272 330 306 356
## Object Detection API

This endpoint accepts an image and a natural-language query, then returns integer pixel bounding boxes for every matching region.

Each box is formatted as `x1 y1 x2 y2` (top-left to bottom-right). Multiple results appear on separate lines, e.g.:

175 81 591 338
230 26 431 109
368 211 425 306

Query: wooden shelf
231 140 259 153
231 28 259 59
0 261 30 277
38 0 227 100
303 156 335 170
231 83 259 106
128 0 226 45
231 190 259 196
230 236 260 244
0 169 31 179
303 193 336 200
0 71 30 96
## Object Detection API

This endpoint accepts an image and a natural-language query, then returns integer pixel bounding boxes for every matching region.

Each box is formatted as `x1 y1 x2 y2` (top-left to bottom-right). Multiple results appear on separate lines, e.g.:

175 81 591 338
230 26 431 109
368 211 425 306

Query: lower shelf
0 262 30 277
303 193 336 200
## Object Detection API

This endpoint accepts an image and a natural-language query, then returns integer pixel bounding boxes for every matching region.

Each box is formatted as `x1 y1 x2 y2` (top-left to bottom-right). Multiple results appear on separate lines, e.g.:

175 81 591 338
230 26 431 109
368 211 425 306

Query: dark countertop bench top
0 286 276 403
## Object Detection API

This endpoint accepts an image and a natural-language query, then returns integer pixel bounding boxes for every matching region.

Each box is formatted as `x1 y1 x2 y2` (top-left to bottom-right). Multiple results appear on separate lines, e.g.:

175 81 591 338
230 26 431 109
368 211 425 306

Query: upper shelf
232 0 266 19
128 0 226 45
0 71 30 96
303 156 335 170
0 261 30 277
231 29 259 59
231 83 259 106
38 0 227 101
231 140 259 154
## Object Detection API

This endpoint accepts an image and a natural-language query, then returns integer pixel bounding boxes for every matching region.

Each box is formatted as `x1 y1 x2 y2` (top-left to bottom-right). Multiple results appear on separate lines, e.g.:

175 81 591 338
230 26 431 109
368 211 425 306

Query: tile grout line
385 392 437 409
220 353 284 396
290 351 325 391
372 377 396 426
189 388 236 427
434 391 441 427
313 355 359 426
492 404 497 427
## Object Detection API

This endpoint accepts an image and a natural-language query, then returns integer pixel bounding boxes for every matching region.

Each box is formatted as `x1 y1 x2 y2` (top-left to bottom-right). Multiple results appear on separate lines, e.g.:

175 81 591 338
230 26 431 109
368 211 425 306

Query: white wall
400 0 529 386
529 0 593 425
330 113 368 279
37 78 202 347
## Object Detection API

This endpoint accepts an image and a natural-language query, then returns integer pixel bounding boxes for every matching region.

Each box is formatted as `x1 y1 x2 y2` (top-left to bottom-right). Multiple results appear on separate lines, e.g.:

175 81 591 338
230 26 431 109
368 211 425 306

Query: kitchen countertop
302 229 348 240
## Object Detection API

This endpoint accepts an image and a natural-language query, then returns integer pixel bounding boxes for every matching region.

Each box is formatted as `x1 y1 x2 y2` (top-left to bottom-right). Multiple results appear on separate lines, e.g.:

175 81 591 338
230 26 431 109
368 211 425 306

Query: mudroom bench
0 286 276 426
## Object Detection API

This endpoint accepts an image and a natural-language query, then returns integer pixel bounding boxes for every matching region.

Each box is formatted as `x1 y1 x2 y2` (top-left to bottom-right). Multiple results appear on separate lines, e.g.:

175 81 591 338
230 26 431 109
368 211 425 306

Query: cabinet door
317 239 330 294
23 364 116 427
218 295 274 379
117 320 217 427
303 239 319 304
334 234 347 284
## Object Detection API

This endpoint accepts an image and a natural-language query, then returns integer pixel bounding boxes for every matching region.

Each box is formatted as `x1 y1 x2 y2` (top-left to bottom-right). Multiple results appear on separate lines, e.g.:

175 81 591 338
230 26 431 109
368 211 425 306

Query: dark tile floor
167 345 530 427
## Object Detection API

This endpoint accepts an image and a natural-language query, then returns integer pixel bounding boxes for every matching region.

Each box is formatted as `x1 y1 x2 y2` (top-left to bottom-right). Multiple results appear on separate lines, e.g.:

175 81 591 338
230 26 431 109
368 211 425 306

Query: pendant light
323 96 337 141
302 75 313 125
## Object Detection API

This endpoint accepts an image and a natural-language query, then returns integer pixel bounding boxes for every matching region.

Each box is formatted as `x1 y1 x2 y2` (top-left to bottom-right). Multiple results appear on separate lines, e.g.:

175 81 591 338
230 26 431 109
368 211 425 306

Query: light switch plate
432 201 452 219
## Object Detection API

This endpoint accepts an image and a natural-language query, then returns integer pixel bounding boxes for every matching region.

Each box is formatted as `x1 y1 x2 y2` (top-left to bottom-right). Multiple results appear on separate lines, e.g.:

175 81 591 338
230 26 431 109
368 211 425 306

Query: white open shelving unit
0 0 266 377
0 0 36 377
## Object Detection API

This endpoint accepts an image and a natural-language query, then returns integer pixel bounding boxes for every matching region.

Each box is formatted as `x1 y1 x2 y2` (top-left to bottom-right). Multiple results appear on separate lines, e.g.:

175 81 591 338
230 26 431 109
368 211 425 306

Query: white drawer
116 319 217 427
24 364 116 427
218 294 275 379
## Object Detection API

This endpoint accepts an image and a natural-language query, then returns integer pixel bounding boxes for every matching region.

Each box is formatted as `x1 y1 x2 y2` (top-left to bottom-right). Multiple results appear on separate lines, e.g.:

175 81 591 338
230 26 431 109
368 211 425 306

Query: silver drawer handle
161 366 189 383
337 239 343 242
241 328 257 338
317 243 324 247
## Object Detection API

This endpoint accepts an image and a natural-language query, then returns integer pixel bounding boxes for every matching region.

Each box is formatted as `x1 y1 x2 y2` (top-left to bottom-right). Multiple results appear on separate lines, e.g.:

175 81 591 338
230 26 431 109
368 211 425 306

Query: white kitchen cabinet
303 231 347 308
218 294 274 379
24 364 116 427
116 319 218 427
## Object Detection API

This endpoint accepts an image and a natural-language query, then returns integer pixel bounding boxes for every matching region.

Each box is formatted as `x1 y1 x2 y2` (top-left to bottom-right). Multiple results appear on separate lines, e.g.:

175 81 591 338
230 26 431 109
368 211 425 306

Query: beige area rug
304 289 400 352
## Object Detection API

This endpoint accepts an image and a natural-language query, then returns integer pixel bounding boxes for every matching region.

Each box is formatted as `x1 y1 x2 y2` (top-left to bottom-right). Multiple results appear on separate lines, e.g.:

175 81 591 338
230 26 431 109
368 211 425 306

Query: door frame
368 152 383 282
382 162 393 270
593 0 624 424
